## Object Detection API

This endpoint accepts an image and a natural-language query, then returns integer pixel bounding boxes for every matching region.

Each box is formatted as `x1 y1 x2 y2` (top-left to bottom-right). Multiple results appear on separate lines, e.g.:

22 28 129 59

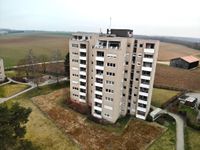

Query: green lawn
185 127 200 150
0 82 29 98
152 88 180 107
2 81 79 150
0 32 70 67
148 120 176 150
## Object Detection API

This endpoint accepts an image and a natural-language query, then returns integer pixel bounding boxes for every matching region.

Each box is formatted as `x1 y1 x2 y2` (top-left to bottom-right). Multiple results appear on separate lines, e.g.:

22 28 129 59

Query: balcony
80 85 86 89
94 98 102 104
79 78 86 83
143 58 153 63
141 75 151 80
95 90 102 95
80 48 87 52
138 99 148 105
142 66 152 72
79 64 86 68
140 83 150 89
95 65 104 70
94 106 102 112
137 106 147 112
95 74 103 79
144 48 154 54
79 99 86 103
93 113 102 119
79 71 86 76
96 56 104 61
136 114 145 120
80 56 86 60
79 91 86 96
139 91 148 97
95 82 103 87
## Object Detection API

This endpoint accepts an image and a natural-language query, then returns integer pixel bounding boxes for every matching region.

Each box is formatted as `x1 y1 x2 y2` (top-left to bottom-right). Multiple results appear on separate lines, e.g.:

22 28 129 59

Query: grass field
151 88 180 107
158 42 200 61
154 64 200 91
0 82 29 98
148 123 176 150
0 32 70 67
185 127 200 150
3 81 79 150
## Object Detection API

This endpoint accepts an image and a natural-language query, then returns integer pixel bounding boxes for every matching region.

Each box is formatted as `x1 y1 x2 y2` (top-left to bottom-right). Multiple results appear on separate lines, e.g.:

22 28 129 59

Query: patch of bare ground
32 89 164 150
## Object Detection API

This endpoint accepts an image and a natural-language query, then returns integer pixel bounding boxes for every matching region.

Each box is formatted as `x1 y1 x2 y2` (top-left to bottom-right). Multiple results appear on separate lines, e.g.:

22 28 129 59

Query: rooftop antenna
108 17 112 34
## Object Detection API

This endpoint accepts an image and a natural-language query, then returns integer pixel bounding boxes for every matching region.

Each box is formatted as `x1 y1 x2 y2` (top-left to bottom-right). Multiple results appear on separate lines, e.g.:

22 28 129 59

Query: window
107 63 116 67
106 89 114 93
140 87 149 93
125 61 129 65
97 51 104 57
106 72 115 76
106 80 114 85
80 60 86 64
143 62 152 67
146 43 155 49
80 82 86 86
141 79 150 85
96 78 103 84
95 110 101 115
95 102 102 107
139 95 147 101
105 97 113 101
139 44 143 48
72 59 78 62
72 87 78 90
123 93 126 97
142 71 151 76
144 54 153 58
72 44 78 48
80 95 86 100
80 67 86 71
127 44 131 47
124 78 127 81
138 103 147 108
125 70 128 73
80 52 86 57
72 52 78 55
80 75 86 79
95 94 102 100
80 88 86 93
96 69 103 75
80 44 86 48
96 86 102 92
96 61 104 66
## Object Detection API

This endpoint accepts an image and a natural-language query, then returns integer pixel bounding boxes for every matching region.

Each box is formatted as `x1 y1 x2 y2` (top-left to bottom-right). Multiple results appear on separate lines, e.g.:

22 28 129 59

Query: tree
52 49 62 83
64 52 70 78
0 102 36 150
38 54 48 74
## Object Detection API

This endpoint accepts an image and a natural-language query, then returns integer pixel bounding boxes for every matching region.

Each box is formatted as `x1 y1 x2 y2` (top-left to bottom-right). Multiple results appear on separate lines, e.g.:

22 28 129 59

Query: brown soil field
154 64 200 91
158 42 200 61
32 89 164 150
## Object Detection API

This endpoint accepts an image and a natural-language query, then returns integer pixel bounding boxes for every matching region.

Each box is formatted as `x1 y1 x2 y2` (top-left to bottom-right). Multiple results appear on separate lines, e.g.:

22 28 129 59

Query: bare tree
39 54 48 73
52 49 62 83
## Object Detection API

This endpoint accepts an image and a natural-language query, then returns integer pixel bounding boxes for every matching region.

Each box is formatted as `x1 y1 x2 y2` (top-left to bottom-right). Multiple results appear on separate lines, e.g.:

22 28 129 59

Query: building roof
181 56 199 63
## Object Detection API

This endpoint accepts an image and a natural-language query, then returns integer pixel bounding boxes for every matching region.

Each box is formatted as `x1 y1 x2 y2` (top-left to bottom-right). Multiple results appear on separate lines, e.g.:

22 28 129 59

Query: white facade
0 58 5 82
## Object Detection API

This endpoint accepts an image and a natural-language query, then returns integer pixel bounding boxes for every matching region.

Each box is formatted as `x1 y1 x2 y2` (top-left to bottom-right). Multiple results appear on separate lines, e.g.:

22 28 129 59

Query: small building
150 108 162 121
178 95 197 107
170 56 199 70
0 58 5 82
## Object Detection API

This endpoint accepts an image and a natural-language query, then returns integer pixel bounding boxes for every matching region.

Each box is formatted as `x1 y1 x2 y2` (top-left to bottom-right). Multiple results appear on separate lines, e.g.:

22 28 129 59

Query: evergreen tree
0 103 36 150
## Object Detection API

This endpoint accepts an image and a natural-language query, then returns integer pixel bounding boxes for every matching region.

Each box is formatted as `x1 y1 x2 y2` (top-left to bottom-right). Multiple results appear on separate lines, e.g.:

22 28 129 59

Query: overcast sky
0 0 199 38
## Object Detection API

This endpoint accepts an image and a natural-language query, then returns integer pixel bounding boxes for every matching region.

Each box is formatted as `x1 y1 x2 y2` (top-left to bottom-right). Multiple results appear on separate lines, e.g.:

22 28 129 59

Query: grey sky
0 0 200 38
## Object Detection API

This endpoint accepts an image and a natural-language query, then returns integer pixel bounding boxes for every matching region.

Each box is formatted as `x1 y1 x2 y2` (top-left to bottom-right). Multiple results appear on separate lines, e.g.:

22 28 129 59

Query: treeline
134 35 200 50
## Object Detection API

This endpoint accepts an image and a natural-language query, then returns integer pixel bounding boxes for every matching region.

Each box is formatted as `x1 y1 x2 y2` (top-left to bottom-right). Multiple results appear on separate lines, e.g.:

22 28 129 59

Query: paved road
5 60 64 70
151 106 185 150
0 77 68 104
157 61 170 65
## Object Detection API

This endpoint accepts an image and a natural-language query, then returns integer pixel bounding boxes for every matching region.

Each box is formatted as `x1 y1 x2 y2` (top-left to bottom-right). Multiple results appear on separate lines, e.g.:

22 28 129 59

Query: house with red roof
170 55 199 69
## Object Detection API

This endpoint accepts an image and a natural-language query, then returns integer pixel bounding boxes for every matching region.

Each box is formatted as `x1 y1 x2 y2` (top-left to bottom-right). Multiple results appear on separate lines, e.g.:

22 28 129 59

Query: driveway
151 106 185 150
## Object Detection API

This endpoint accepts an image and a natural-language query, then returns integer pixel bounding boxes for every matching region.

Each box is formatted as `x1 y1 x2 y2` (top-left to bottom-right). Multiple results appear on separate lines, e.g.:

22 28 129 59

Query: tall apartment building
69 29 159 123
0 58 5 82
